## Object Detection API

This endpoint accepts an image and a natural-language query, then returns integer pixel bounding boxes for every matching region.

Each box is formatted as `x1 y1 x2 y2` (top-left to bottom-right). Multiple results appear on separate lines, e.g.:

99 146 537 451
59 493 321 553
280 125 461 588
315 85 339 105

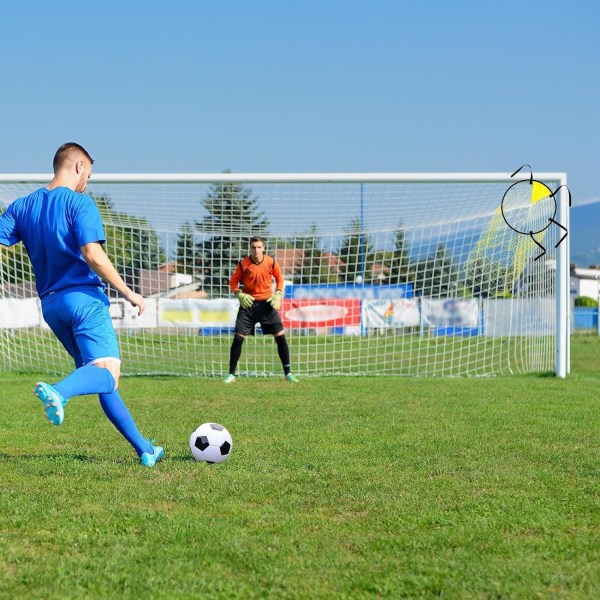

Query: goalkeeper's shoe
223 374 236 384
33 382 65 426
140 443 164 468
285 373 300 383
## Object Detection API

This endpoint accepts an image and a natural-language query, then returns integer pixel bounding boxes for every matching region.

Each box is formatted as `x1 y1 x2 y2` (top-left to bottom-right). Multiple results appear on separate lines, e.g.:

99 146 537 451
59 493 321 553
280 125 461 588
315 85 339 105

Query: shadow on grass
0 451 197 464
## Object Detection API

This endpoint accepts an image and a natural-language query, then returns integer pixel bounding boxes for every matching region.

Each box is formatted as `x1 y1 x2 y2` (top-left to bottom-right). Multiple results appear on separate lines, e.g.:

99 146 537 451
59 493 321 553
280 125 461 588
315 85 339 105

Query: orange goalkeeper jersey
229 255 284 301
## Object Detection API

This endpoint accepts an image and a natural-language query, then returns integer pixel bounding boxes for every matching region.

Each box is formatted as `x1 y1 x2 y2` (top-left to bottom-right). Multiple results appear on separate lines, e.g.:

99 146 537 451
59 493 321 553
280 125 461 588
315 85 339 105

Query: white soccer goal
0 173 570 378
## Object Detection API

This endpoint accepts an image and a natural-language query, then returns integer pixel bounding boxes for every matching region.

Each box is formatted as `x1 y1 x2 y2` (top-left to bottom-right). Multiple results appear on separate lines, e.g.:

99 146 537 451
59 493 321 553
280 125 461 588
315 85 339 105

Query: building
570 265 600 300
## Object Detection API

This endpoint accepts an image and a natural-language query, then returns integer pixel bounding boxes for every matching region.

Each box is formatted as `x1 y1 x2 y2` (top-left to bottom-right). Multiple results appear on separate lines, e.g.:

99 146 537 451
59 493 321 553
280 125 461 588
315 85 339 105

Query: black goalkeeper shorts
234 300 284 336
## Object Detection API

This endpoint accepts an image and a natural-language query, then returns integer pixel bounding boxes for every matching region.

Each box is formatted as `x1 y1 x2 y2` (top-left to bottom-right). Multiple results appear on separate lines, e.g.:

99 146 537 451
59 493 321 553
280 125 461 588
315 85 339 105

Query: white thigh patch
86 357 122 367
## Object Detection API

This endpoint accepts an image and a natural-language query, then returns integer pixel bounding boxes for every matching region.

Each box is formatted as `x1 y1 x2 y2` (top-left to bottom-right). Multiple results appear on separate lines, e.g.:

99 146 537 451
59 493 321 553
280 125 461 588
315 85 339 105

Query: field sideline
1 336 599 598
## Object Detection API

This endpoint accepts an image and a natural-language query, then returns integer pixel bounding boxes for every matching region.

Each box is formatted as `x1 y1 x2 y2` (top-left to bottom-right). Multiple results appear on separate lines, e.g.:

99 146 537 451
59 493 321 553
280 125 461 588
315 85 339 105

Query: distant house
273 248 305 280
123 263 198 298
570 265 600 299
273 248 349 283
321 251 345 276
1 264 200 300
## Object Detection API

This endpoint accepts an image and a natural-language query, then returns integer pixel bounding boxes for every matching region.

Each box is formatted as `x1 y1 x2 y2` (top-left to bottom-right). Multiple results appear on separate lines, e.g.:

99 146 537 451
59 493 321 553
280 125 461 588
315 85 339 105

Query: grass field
1 336 599 598
2 328 556 377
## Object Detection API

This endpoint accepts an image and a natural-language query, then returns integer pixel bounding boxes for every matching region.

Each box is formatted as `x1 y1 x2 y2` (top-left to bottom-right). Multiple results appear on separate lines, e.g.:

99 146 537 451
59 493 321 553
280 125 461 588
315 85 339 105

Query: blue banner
285 283 413 300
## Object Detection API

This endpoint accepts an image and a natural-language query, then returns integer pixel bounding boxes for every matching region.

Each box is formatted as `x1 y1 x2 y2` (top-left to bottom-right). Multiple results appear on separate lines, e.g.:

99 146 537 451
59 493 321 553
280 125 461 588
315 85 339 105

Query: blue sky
1 0 598 204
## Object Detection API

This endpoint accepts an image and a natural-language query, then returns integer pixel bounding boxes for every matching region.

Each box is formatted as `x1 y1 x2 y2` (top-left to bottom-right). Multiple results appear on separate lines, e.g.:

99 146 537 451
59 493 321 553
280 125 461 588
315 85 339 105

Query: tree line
2 183 543 299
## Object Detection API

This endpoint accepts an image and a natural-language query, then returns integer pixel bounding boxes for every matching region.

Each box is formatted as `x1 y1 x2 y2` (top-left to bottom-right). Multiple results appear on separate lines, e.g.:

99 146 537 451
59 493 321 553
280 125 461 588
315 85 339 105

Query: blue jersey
0 187 106 298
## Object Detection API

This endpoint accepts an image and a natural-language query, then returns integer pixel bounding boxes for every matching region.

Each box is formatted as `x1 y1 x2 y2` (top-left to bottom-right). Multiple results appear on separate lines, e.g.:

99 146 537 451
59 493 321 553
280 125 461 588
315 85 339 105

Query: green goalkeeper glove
235 290 254 309
268 290 283 311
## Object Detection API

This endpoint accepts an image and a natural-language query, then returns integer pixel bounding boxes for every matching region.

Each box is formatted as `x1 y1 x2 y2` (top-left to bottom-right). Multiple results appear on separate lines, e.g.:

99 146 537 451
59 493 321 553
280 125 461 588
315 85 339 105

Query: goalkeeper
225 236 299 383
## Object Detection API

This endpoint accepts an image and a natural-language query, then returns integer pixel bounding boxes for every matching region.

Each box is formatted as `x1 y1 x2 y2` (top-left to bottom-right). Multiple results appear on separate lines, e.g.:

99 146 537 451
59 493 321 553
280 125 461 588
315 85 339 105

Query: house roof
273 248 305 276
321 251 345 274
571 267 600 280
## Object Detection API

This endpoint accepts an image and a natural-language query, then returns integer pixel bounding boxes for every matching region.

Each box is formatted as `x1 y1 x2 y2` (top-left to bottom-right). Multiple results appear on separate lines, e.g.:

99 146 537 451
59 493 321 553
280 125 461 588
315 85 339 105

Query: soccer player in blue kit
0 143 164 467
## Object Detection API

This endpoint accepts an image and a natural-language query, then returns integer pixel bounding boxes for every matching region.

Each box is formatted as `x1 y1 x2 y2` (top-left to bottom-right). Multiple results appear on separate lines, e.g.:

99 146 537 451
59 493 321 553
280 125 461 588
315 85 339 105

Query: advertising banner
158 299 237 328
361 299 420 328
281 299 360 329
285 283 413 300
484 298 554 336
111 298 158 329
421 299 480 328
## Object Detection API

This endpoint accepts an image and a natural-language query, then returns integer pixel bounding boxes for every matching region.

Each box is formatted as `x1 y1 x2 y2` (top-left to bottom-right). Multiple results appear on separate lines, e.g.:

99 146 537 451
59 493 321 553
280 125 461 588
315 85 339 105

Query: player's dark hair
53 143 94 173
250 236 265 245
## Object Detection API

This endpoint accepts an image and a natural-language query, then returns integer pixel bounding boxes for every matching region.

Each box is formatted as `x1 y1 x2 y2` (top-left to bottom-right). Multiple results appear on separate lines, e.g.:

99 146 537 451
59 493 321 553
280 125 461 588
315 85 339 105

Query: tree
291 224 320 284
463 255 511 298
175 222 198 276
0 239 35 285
196 180 269 297
387 225 412 285
413 243 457 298
0 206 35 285
338 217 373 283
92 193 166 282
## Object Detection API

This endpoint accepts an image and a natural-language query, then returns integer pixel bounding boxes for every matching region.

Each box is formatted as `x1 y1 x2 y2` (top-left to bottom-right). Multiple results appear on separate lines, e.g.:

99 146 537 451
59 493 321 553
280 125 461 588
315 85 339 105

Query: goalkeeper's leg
226 334 245 382
274 332 298 382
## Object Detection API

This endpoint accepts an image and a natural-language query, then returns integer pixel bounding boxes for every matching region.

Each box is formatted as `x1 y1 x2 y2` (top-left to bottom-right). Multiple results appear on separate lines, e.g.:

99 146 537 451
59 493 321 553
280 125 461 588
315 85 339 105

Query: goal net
0 173 569 378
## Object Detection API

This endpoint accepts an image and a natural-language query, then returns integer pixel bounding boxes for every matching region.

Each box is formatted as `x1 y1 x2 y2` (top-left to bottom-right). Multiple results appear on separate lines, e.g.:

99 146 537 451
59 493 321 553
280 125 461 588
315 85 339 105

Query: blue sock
99 390 153 457
53 366 115 400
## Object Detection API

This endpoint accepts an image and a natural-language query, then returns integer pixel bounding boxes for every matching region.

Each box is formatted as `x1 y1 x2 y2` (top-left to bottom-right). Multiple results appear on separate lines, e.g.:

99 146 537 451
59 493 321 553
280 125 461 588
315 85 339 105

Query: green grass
1 337 599 598
2 329 556 377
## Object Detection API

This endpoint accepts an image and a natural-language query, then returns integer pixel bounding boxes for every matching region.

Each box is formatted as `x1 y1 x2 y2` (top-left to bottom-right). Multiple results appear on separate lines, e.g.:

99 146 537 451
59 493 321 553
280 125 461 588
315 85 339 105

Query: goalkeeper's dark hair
250 236 265 245
53 143 94 173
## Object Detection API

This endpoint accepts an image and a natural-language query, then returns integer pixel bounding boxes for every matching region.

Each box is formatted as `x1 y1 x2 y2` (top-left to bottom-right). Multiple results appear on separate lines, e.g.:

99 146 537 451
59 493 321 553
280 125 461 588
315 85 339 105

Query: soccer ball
189 423 233 464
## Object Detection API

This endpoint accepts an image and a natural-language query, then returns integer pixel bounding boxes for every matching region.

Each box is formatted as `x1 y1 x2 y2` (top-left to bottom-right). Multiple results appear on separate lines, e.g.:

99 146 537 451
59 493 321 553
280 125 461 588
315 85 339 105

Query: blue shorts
42 287 120 368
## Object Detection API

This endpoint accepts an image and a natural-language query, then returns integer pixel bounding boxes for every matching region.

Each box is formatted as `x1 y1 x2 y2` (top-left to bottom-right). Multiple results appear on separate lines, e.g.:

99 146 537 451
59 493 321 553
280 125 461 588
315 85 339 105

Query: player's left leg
274 332 299 382
40 289 162 465
36 290 117 425
260 303 299 382
93 358 159 463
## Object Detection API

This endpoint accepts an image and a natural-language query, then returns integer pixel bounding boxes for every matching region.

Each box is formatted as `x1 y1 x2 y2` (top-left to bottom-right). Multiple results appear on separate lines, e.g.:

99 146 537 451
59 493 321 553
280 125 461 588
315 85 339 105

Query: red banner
281 299 360 328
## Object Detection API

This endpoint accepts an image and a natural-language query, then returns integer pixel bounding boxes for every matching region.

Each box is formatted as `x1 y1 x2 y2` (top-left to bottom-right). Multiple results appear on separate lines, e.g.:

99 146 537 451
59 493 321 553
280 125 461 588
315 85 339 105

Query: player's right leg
94 362 162 466
263 307 299 383
225 308 254 383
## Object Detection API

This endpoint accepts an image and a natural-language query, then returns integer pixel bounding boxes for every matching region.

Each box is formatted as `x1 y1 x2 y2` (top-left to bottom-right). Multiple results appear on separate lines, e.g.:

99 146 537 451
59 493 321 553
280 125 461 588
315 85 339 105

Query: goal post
0 172 569 378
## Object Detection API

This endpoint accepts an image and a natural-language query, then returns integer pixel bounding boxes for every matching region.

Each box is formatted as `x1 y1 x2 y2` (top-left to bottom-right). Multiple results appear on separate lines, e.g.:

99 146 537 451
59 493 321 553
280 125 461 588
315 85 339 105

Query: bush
575 296 599 307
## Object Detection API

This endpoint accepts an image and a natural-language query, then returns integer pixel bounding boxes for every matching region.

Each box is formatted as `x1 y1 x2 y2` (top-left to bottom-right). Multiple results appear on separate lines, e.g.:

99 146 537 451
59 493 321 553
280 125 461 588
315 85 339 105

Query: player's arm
230 261 254 309
229 261 243 295
80 242 145 316
0 205 21 247
268 260 285 310
273 260 285 294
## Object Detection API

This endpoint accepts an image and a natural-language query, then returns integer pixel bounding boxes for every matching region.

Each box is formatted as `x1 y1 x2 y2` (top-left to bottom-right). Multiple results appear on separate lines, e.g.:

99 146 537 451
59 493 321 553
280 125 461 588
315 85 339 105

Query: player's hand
235 290 254 309
267 290 283 311
126 291 145 316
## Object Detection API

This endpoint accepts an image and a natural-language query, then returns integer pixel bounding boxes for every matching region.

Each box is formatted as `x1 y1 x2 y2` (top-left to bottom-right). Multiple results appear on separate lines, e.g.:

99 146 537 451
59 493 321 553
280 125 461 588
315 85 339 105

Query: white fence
0 296 555 337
